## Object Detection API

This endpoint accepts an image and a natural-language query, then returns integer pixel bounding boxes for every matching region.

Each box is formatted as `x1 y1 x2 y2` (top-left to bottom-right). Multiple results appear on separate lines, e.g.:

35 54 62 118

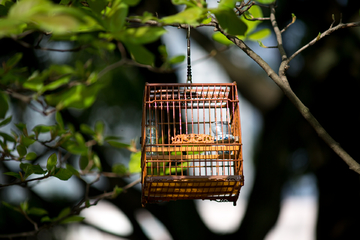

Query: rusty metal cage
141 82 244 206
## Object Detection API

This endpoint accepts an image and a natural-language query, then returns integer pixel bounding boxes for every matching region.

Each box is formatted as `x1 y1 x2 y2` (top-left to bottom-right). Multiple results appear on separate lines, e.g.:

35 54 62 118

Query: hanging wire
186 25 192 84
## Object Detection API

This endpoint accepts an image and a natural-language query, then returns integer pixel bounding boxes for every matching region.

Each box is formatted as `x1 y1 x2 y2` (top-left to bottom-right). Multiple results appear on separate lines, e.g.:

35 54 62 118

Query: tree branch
219 8 360 174
287 21 360 63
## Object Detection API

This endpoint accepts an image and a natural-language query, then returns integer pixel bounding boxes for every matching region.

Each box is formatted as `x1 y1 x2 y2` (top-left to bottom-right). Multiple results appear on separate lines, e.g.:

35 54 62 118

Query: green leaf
60 215 85 224
107 140 130 149
56 111 64 130
41 216 52 222
257 40 268 48
79 155 89 170
87 0 108 15
45 84 103 110
169 55 185 65
0 132 16 143
212 8 247 36
92 153 102 170
123 42 155 66
171 0 197 8
47 153 57 172
106 2 128 32
20 201 28 212
54 168 73 181
112 163 128 175
20 135 36 147
255 0 276 4
129 151 141 173
212 32 234 45
57 207 71 220
25 152 37 161
247 28 271 41
218 0 237 9
316 32 321 41
66 164 80 177
95 121 104 136
6 53 23 69
41 76 71 93
17 144 27 158
0 116 12 128
119 27 166 45
2 201 21 213
160 7 206 26
112 185 123 198
80 124 95 136
4 172 22 179
20 163 46 179
16 123 28 136
122 0 141 6
242 5 263 36
27 207 48 216
0 93 9 119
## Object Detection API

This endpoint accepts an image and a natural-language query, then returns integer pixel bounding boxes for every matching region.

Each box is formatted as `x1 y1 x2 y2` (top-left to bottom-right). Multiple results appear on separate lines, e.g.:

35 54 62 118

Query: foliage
1 0 358 239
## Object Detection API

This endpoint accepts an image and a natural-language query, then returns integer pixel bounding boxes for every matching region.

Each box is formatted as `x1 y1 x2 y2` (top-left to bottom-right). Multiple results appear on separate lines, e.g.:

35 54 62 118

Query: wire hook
186 25 192 84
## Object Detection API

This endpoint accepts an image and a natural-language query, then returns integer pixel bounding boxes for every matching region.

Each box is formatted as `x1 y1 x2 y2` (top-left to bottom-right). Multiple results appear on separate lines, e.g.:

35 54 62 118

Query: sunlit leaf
211 8 247 36
112 163 128 175
160 7 206 26
129 151 141 173
212 32 234 45
255 0 276 4
119 27 166 45
106 2 128 32
45 83 103 110
169 55 185 65
124 42 155 66
247 28 271 41
242 5 263 36
218 0 237 9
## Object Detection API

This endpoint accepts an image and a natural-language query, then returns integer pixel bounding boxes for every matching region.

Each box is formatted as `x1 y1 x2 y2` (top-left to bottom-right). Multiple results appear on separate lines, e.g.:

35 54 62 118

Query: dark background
1 0 360 239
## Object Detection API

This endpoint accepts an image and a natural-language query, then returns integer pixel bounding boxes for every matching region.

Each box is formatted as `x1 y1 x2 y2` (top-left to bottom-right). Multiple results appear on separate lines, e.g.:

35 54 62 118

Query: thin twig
287 21 360 63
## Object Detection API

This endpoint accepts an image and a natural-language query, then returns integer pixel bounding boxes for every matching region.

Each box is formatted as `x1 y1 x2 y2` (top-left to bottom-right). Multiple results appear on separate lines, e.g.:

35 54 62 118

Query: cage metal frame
141 82 244 206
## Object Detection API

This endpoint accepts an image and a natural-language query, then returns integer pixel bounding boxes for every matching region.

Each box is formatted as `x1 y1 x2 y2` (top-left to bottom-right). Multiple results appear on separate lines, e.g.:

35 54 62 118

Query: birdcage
140 82 244 206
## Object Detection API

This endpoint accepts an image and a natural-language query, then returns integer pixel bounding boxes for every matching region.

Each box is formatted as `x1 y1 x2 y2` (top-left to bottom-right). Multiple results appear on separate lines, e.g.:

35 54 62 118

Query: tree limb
218 6 360 174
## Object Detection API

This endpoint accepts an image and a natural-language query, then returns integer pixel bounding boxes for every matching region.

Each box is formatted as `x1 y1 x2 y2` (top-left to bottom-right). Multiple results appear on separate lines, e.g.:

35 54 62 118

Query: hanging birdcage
140 82 244 206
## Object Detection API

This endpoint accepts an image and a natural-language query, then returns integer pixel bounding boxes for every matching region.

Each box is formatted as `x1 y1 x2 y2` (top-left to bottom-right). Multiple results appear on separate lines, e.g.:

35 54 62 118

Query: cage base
142 175 244 206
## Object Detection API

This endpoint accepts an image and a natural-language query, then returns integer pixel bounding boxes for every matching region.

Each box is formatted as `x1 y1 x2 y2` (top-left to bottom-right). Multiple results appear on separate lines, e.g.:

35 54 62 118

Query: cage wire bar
141 82 244 206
